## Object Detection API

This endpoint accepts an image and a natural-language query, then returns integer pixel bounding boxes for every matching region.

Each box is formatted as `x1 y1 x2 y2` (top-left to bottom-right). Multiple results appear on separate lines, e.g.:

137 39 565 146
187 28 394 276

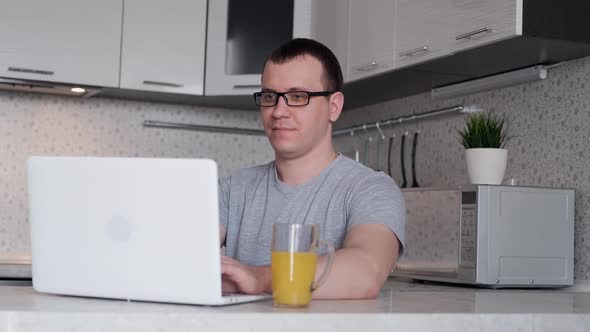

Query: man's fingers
221 256 241 275
222 277 239 294
221 255 240 268
221 256 248 291
219 255 265 295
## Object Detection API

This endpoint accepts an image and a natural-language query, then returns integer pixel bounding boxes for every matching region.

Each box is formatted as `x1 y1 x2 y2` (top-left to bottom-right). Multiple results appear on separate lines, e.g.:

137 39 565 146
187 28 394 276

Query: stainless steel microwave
392 185 575 288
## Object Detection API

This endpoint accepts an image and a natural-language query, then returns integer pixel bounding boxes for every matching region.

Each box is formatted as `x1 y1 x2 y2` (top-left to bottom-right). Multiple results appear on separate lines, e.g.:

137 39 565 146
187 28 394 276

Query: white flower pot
465 148 508 185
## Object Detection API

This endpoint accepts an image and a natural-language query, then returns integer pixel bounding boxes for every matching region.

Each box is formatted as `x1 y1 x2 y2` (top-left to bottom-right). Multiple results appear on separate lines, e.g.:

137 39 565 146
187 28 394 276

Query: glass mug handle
310 240 335 292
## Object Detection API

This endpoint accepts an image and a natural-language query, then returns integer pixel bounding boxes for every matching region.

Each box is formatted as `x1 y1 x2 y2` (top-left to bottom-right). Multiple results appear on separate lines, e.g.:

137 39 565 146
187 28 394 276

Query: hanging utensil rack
143 120 265 135
332 105 476 137
142 104 480 136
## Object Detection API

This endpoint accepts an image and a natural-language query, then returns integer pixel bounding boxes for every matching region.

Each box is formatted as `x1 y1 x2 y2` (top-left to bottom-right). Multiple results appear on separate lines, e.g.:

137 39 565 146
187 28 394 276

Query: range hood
0 77 101 98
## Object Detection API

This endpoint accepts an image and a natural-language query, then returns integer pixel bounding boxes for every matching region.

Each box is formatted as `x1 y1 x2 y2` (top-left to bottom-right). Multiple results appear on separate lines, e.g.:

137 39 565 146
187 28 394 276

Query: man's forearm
310 247 394 300
246 247 392 298
310 225 400 300
251 250 384 298
236 226 399 299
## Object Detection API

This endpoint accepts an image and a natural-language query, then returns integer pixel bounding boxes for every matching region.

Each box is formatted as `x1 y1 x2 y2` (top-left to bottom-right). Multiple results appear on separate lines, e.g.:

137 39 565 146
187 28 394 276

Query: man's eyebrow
261 87 309 92
287 87 308 91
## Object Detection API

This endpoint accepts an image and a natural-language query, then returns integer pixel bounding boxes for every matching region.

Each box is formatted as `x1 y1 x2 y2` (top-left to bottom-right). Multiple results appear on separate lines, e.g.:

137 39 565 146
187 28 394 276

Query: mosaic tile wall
0 92 274 254
3 55 590 281
397 189 462 268
334 56 590 281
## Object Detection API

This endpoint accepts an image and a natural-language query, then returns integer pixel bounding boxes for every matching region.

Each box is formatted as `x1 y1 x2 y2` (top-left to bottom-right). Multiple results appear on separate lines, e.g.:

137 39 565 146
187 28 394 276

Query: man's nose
272 95 291 117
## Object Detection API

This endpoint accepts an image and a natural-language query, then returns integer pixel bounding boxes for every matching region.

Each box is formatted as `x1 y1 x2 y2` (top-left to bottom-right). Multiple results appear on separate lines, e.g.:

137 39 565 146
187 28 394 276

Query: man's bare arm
220 224 399 299
311 224 399 299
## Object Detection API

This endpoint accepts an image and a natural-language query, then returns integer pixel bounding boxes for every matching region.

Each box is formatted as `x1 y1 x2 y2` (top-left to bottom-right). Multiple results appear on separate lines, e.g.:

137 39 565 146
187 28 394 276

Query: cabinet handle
399 46 430 57
8 66 54 76
456 27 492 40
353 61 378 72
233 84 261 89
143 80 184 88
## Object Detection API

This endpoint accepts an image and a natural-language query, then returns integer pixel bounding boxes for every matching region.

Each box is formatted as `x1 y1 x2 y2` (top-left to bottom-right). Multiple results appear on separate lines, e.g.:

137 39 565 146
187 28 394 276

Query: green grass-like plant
457 112 511 149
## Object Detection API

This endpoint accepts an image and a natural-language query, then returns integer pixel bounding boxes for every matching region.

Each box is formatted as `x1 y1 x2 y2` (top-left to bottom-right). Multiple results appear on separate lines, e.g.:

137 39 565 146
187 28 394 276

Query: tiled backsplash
3 55 590 281
334 56 590 280
0 92 274 253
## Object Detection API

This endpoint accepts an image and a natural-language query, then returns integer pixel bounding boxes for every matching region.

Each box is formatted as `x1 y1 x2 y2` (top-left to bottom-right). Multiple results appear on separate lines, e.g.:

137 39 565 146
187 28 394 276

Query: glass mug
271 223 335 308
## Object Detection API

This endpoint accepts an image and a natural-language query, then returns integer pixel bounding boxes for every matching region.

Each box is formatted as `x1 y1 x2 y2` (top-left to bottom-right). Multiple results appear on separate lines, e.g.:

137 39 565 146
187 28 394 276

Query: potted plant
457 112 512 185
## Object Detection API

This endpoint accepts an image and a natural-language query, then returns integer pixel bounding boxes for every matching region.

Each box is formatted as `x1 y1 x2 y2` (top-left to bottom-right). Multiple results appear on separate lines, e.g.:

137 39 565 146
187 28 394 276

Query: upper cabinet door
309 0 350 83
347 0 396 82
120 0 207 95
395 0 453 69
448 0 521 53
0 0 122 87
205 0 311 96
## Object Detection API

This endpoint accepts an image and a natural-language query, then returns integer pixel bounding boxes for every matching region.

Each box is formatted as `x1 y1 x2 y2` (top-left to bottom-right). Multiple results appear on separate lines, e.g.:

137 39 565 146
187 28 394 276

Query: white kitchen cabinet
205 0 312 96
346 0 396 82
120 0 206 95
448 0 521 54
395 0 454 69
0 0 122 87
309 0 350 83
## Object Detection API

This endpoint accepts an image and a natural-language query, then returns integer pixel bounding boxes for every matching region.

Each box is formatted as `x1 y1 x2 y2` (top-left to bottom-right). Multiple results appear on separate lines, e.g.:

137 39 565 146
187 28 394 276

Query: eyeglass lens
257 92 309 106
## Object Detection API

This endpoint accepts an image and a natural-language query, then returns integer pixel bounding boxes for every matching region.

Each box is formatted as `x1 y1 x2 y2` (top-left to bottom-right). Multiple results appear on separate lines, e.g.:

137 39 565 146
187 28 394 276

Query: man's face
260 55 341 160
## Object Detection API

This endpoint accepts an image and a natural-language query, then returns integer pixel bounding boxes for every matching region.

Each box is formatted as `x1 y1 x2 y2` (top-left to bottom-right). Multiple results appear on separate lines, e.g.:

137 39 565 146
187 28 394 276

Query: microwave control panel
460 191 477 268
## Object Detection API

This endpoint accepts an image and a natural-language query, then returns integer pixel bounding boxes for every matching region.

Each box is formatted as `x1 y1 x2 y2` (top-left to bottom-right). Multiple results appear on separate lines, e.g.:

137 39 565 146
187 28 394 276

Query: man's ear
328 92 344 123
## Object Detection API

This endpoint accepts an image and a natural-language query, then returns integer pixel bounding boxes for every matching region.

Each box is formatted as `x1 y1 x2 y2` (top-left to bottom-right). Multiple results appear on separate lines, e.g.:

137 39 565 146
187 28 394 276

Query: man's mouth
272 126 295 131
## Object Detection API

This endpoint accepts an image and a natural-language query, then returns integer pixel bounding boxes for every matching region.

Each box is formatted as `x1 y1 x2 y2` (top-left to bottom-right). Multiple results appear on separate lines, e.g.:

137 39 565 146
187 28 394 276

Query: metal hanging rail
143 104 478 136
332 105 470 137
143 120 266 136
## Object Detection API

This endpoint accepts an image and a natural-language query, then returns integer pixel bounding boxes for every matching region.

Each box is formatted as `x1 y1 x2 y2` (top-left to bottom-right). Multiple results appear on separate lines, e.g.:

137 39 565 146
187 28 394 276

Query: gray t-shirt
219 154 405 266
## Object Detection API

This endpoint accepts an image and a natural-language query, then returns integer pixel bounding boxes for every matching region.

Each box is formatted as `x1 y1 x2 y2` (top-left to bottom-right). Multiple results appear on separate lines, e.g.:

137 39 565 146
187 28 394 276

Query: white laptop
27 156 270 306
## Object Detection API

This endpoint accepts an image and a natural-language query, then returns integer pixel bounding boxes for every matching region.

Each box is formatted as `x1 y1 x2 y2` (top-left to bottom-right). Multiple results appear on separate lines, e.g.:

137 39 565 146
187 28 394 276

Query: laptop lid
28 156 228 305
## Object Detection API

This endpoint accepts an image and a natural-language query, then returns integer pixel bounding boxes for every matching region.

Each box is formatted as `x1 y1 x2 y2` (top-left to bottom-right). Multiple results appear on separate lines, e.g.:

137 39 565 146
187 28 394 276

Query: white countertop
1 277 589 331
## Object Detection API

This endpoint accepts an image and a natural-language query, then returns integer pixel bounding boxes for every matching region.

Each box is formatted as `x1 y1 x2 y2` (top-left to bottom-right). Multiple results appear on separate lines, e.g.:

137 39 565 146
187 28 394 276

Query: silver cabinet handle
353 61 378 72
8 66 54 75
143 80 184 88
456 27 492 40
233 84 261 89
400 46 429 57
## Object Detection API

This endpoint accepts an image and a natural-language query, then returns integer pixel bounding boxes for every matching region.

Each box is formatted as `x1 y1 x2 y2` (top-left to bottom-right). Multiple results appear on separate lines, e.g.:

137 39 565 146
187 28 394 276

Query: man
219 38 405 299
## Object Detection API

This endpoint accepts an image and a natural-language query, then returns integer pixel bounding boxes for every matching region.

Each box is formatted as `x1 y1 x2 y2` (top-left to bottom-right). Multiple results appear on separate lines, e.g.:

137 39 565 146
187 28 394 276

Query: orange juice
271 251 317 307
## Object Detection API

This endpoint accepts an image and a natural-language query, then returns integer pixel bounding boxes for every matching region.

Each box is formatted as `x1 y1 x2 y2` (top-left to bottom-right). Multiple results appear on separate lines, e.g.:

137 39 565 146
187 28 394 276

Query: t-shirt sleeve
346 173 406 255
218 176 231 228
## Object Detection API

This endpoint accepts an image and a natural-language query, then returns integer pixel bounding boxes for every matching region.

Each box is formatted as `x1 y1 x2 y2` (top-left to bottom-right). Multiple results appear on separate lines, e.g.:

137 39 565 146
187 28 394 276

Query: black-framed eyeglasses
253 91 334 107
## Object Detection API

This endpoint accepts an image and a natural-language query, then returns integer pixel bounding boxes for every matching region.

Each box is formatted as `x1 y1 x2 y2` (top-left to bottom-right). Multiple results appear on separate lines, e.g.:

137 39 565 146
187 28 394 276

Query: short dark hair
265 38 343 92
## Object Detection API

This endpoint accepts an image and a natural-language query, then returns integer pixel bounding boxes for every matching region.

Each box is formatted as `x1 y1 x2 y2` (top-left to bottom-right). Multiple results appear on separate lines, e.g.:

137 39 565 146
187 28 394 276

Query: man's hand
221 256 272 295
